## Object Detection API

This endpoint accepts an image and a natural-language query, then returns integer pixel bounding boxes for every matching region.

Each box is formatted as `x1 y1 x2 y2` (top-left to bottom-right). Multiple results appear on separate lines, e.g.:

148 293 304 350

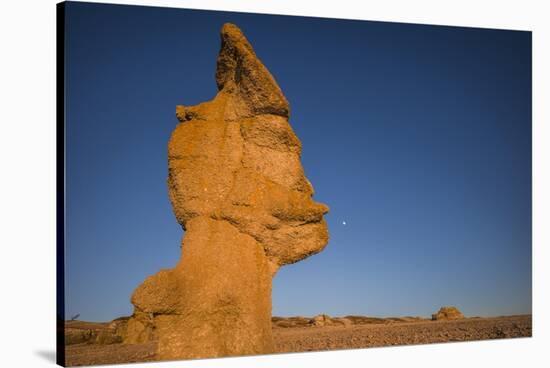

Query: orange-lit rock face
126 23 329 360
169 104 329 273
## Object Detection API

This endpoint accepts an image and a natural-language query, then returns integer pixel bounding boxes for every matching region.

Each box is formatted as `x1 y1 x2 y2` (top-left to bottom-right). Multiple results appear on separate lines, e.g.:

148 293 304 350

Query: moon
342 221 346 225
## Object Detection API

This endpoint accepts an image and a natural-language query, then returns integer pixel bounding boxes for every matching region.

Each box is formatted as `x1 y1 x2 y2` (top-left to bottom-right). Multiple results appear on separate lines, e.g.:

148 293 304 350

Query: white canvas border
0 0 547 367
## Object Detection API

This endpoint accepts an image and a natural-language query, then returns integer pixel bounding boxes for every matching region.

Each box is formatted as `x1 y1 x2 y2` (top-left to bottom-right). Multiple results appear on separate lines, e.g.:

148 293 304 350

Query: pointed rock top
220 23 254 53
215 23 290 118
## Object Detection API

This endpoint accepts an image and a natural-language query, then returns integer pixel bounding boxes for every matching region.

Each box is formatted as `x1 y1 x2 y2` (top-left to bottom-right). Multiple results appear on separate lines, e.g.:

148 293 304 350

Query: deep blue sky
64 2 532 322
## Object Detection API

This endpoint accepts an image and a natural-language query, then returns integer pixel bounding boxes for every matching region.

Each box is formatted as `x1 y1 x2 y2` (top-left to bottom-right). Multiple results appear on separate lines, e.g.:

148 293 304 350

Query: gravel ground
64 315 531 366
65 342 157 367
273 315 531 353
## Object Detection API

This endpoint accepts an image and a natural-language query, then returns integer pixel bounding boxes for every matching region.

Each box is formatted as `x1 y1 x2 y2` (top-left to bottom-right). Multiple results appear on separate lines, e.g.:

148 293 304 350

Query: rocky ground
64 314 531 366
65 342 157 366
274 315 531 353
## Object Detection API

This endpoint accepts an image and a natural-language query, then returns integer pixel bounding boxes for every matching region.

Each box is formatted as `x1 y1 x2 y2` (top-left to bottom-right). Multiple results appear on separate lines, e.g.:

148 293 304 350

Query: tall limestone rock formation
124 23 330 360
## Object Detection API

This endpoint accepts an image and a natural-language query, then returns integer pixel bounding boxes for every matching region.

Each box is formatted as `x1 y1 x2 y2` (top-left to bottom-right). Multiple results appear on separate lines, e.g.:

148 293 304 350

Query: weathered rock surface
124 23 329 360
432 306 465 321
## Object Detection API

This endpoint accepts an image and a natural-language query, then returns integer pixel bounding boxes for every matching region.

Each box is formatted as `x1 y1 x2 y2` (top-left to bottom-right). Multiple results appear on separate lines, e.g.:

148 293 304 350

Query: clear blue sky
64 2 532 322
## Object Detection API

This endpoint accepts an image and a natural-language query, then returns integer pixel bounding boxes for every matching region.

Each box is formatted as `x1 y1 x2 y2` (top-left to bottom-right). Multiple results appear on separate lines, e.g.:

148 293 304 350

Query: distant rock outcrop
272 316 312 328
311 314 333 327
309 314 353 327
65 320 126 345
432 306 465 321
124 23 329 360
